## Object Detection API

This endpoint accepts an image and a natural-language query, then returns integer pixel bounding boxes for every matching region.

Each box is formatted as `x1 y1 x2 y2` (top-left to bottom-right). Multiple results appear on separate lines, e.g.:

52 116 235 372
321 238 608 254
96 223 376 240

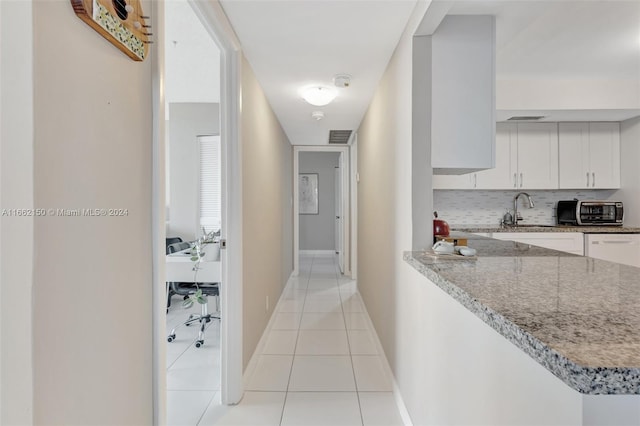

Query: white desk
166 244 221 283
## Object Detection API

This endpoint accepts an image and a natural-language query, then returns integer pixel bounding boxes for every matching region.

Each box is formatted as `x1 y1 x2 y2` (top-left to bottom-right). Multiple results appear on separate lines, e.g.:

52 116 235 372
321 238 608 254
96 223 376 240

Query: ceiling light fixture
311 111 325 121
301 86 337 106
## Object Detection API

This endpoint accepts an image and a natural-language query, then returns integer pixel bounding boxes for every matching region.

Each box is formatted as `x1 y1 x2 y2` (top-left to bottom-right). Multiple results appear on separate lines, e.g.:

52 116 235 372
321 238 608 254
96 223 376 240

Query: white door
335 161 344 273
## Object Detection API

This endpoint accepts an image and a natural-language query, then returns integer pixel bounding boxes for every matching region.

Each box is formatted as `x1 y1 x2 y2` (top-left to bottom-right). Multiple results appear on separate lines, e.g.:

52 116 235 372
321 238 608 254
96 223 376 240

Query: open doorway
163 2 223 423
293 146 352 277
153 1 243 424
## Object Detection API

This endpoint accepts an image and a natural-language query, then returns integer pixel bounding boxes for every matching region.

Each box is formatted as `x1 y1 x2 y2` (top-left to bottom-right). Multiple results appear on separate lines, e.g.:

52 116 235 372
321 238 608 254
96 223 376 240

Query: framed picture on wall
299 173 319 215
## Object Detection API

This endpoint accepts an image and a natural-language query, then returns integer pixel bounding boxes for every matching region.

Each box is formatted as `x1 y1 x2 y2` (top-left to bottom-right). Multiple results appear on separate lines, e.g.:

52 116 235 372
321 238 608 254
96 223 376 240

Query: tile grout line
279 252 313 426
336 254 366 426
195 391 218 426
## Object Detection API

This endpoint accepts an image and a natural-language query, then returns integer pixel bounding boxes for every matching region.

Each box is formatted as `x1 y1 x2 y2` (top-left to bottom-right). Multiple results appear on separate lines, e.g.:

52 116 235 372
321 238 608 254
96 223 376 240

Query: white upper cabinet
431 15 496 175
475 122 558 190
433 122 558 190
516 122 559 189
475 123 517 189
559 122 620 189
432 174 475 190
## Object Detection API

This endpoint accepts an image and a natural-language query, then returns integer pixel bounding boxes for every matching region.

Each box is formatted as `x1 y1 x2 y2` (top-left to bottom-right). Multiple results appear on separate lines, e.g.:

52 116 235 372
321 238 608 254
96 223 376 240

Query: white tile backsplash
433 189 618 226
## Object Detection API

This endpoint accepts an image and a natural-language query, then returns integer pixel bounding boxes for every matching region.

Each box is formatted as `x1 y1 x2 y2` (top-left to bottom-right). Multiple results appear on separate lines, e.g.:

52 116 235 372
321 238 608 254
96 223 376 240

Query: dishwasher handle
590 240 636 245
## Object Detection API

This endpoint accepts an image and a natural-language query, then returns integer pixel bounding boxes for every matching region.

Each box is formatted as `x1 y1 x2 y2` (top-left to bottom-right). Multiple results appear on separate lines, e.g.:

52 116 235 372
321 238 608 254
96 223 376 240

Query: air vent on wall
507 116 546 121
328 130 353 144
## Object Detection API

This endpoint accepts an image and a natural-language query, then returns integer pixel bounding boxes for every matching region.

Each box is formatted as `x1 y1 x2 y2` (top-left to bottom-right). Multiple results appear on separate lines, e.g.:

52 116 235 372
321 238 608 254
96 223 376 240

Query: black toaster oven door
556 200 578 225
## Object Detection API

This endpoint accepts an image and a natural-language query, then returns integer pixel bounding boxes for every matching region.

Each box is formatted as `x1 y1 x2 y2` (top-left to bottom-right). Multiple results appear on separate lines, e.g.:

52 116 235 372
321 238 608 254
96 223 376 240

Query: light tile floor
166 292 221 425
167 252 404 426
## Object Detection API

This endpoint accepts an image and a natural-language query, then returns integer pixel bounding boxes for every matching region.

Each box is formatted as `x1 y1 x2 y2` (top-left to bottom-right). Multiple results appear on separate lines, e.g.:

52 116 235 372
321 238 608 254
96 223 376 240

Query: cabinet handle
520 173 523 188
592 172 595 187
474 174 477 188
513 173 517 188
586 172 590 187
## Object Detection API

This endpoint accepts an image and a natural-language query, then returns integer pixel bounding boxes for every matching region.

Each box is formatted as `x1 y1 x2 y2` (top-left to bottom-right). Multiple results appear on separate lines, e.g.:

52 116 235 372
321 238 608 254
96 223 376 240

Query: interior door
335 160 344 273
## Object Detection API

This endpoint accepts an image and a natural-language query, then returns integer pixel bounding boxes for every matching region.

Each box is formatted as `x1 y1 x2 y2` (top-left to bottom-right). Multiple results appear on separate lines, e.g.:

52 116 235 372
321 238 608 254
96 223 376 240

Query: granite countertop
404 233 640 395
452 224 640 234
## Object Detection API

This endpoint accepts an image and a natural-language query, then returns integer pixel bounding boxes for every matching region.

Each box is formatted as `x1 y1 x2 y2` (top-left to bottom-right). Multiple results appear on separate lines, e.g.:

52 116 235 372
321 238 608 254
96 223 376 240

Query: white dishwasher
584 234 640 268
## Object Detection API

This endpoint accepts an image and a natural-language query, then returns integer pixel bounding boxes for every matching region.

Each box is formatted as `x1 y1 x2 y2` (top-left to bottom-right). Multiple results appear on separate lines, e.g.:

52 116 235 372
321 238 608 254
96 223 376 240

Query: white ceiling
219 0 418 145
439 0 640 80
173 0 640 142
436 1 640 122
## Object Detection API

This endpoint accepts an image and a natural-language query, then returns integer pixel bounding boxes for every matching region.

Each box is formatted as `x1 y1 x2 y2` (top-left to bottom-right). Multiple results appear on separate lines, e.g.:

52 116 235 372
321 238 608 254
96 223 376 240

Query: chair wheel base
167 334 176 343
195 340 203 348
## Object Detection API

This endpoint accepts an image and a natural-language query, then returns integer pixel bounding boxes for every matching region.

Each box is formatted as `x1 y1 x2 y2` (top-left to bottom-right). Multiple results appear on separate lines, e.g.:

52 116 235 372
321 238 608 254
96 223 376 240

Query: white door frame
349 135 358 280
152 2 244 423
294 146 351 276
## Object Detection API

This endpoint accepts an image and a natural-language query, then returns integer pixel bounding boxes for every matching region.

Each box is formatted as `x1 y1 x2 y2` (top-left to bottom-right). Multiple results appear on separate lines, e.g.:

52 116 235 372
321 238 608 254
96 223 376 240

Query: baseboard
242 271 296 388
299 249 336 255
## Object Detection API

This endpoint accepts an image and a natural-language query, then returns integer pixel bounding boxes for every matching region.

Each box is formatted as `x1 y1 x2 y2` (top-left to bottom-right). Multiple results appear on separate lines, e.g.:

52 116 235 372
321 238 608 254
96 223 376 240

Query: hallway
197 252 404 425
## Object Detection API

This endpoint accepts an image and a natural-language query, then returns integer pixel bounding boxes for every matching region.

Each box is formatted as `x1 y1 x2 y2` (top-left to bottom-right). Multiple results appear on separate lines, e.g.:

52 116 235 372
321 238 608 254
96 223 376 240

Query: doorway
152 1 243 424
293 146 352 277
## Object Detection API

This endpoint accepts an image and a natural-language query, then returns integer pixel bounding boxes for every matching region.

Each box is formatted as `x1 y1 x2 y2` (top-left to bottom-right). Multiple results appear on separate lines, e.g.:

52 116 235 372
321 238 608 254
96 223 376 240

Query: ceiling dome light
301 86 337 106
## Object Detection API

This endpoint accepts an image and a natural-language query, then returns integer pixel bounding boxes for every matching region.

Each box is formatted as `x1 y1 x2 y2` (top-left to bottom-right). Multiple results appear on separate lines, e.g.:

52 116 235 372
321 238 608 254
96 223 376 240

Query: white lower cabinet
471 232 492 238
490 232 584 255
584 234 640 268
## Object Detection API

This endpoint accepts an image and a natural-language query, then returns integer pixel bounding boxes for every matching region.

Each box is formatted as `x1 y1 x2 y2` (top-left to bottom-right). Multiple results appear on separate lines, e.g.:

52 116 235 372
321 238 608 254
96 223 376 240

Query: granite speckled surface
404 233 640 395
453 224 640 234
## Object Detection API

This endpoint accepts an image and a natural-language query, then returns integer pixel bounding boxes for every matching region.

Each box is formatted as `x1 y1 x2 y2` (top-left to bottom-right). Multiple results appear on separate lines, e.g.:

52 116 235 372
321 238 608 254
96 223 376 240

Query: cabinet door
476 122 517 189
492 232 584 255
558 123 590 189
432 174 474 189
589 122 620 189
516 123 559 189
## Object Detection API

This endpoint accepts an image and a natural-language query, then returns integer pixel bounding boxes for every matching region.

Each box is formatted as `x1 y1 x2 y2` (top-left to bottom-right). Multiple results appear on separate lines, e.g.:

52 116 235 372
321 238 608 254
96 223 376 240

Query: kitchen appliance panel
584 234 640 268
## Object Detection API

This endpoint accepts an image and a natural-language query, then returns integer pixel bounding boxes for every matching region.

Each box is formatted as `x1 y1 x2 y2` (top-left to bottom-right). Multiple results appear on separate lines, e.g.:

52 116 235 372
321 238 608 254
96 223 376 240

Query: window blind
198 135 221 233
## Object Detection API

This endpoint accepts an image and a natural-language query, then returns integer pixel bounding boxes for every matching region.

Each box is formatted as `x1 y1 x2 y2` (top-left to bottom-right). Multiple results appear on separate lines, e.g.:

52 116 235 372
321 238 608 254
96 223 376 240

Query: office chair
166 241 220 348
165 237 185 310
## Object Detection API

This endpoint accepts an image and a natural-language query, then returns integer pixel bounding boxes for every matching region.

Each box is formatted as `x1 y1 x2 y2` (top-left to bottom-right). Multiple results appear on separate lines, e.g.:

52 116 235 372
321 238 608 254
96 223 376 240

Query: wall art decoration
299 173 319 215
71 0 151 61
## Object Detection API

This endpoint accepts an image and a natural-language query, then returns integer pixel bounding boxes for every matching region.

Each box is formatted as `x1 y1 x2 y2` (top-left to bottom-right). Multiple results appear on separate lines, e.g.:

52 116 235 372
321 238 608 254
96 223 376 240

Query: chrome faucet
513 192 534 226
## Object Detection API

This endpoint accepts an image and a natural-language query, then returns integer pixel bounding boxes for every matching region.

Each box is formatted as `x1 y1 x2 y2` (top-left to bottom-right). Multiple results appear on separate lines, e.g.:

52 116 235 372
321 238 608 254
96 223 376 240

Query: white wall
0 1 34 423
356 0 431 399
497 78 640 110
30 2 153 424
241 57 293 368
168 102 220 241
164 1 221 105
615 117 640 226
299 152 339 250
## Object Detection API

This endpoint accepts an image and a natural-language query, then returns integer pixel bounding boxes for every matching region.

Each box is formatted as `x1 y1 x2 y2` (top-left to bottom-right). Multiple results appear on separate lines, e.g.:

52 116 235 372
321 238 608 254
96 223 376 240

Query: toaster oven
556 200 623 226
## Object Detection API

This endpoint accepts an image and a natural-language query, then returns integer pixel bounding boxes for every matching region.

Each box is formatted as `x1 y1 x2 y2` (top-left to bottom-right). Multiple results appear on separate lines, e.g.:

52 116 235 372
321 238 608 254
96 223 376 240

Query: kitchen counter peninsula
404 233 640 396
